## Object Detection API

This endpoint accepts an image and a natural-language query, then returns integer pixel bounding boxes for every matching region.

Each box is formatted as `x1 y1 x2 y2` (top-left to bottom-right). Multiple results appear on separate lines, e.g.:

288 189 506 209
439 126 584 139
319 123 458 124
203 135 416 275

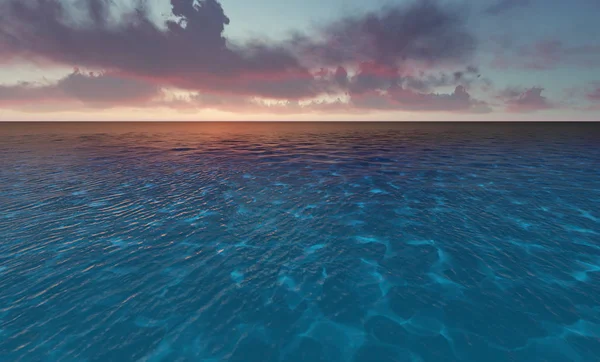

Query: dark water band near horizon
1 122 599 361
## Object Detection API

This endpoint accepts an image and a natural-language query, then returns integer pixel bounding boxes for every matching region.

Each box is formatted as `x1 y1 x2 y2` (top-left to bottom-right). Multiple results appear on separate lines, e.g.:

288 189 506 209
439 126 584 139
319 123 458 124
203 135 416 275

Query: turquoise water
1 122 599 361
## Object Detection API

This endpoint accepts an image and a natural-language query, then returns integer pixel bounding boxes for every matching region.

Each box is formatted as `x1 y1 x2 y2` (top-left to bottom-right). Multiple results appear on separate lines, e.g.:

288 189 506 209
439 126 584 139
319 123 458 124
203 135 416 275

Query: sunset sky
0 0 599 121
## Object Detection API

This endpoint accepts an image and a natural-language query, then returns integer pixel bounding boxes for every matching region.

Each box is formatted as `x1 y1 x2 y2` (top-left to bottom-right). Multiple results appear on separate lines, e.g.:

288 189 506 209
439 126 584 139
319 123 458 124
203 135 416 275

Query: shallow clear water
1 122 600 362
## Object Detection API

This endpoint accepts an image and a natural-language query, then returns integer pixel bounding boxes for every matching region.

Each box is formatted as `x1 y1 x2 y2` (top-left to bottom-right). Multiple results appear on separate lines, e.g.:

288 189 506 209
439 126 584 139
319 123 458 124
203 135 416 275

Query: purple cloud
0 68 492 114
485 0 531 15
503 87 554 113
351 85 491 113
0 0 313 98
292 0 475 67
587 86 600 102
0 70 160 109
491 38 600 70
0 0 478 101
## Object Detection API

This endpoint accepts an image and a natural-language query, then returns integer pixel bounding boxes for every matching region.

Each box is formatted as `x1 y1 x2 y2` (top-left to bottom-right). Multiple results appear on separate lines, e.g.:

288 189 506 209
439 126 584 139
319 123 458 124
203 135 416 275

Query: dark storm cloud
0 0 479 101
485 0 531 15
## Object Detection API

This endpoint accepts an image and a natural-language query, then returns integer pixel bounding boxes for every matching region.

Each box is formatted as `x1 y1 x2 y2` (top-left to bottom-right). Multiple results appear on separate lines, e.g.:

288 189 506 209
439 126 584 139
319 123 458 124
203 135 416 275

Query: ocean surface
1 122 600 362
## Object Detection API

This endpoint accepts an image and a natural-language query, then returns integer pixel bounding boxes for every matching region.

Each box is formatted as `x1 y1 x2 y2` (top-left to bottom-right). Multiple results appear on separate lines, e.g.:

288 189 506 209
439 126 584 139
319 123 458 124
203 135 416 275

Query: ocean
1 122 599 361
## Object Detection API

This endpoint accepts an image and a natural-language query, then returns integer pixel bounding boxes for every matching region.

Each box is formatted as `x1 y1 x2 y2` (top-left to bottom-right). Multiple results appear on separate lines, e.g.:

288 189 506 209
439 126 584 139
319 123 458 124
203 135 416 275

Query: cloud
292 0 475 67
171 85 490 114
574 83 600 110
502 87 554 113
345 62 399 95
0 68 493 114
491 38 600 70
0 0 313 98
0 0 497 115
350 85 491 113
587 86 600 102
0 70 160 110
59 70 160 106
485 0 531 15
0 0 478 101
401 65 482 93
521 40 600 70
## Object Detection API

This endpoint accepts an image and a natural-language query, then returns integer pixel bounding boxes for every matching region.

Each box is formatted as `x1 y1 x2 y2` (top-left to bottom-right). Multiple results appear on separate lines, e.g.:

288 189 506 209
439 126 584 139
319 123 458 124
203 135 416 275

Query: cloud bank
6 0 593 116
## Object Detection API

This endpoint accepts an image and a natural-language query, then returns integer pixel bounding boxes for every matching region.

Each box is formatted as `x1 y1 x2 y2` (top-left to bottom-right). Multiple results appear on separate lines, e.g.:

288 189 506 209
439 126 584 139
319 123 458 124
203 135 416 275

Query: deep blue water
1 122 600 362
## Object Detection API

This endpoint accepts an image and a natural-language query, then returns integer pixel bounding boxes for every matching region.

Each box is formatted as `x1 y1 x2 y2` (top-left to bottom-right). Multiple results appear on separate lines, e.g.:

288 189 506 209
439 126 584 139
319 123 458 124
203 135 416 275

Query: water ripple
1 123 599 361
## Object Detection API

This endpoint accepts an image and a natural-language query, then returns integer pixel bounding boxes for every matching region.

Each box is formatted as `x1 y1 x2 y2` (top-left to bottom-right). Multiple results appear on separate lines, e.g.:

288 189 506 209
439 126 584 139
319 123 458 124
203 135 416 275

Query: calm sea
1 122 599 361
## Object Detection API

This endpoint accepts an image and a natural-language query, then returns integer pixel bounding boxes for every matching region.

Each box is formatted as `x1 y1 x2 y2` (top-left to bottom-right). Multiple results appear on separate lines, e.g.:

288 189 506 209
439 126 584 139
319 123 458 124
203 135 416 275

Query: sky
0 0 599 121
